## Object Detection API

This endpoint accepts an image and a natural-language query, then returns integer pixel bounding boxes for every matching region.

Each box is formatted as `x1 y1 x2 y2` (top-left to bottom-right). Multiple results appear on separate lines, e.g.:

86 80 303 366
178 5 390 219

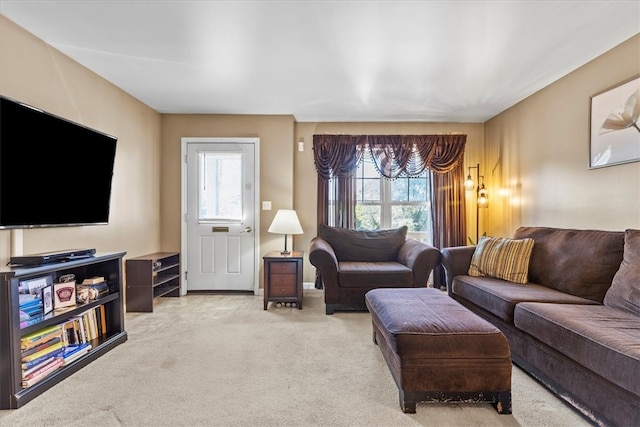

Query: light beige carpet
0 289 591 427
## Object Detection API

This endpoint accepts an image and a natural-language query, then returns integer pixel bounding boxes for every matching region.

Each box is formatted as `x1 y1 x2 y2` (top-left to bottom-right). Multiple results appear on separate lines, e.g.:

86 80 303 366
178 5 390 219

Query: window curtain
312 134 468 288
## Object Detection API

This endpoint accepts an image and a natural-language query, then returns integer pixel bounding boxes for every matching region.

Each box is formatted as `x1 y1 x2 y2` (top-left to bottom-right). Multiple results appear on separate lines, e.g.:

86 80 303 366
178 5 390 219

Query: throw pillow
318 224 407 262
468 236 535 284
604 229 640 315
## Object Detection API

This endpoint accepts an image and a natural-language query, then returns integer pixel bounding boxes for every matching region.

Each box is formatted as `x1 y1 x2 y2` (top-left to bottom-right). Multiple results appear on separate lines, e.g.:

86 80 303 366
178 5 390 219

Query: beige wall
0 16 162 266
484 34 640 237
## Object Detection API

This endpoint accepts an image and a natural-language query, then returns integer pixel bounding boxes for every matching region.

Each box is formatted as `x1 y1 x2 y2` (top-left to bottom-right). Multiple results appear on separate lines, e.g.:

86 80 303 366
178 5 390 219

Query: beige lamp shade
268 209 303 254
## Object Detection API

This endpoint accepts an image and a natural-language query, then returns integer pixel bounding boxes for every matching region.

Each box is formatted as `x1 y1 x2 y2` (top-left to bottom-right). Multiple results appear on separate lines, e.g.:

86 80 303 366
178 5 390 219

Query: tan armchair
309 224 441 314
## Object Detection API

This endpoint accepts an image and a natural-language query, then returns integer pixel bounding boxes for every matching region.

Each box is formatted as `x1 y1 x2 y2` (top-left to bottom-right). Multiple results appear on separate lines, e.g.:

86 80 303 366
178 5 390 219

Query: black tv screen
0 96 117 229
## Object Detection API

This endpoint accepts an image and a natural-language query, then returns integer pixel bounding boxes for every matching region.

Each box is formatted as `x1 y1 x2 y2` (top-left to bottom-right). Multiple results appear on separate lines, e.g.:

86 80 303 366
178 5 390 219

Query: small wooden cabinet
125 252 180 312
263 251 303 310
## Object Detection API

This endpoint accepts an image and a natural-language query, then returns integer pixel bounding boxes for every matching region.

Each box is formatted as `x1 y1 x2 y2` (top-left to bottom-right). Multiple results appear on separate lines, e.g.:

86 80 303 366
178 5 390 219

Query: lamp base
280 250 291 255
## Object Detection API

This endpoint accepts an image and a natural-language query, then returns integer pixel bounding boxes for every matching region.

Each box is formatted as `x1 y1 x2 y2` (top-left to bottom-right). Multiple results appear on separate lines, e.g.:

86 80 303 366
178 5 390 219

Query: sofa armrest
397 239 441 287
440 245 476 295
309 236 339 289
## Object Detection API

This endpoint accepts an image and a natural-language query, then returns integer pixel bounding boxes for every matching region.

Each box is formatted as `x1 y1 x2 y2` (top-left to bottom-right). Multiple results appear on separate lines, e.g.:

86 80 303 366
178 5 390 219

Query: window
198 152 242 222
354 157 433 244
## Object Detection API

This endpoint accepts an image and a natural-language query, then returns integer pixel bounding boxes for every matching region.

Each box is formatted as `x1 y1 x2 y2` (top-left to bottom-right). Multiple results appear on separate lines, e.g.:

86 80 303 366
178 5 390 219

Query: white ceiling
1 1 639 122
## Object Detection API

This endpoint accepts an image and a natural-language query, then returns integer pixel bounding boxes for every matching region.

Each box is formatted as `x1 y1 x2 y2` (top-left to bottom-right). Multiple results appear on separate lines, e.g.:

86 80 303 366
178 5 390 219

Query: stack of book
18 293 43 327
19 305 105 388
20 325 65 388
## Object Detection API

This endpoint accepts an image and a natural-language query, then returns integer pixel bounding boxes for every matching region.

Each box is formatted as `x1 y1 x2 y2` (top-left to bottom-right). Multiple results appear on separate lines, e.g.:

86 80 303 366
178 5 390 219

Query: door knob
244 226 252 233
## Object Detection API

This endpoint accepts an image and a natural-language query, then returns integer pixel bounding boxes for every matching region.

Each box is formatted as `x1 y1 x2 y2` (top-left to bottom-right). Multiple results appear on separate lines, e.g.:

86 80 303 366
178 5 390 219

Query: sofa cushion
604 229 640 315
318 224 407 262
338 261 413 287
468 236 534 284
513 227 625 302
452 275 598 323
514 302 640 396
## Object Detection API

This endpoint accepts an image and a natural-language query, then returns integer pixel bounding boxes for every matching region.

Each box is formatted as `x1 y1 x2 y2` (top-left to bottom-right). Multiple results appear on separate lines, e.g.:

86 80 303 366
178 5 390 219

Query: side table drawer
270 283 296 297
269 273 296 286
271 262 297 274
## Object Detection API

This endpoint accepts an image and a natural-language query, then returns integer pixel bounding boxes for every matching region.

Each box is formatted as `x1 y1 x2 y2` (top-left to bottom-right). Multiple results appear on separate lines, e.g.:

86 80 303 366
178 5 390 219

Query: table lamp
268 209 303 255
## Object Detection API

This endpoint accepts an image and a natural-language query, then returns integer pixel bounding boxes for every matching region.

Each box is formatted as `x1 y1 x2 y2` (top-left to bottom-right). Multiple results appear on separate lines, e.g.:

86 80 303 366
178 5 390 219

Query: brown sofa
441 226 640 427
309 224 440 314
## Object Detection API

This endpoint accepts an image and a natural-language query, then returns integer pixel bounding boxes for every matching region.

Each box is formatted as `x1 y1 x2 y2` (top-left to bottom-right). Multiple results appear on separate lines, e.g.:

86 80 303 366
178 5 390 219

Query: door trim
180 137 261 295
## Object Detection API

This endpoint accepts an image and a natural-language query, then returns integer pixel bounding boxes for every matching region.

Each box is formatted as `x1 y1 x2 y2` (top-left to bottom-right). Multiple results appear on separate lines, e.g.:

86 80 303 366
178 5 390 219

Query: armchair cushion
318 224 407 262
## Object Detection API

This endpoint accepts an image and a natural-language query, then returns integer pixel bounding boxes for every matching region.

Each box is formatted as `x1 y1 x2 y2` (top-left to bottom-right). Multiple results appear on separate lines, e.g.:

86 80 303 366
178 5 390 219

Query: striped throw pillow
468 236 535 284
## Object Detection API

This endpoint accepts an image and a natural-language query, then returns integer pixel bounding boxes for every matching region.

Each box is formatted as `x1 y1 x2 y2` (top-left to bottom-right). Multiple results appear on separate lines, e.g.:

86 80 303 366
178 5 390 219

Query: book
99 305 107 336
62 343 91 365
21 325 63 350
22 359 63 387
21 348 65 370
21 341 63 363
82 276 105 285
22 355 57 377
21 336 62 358
22 357 63 380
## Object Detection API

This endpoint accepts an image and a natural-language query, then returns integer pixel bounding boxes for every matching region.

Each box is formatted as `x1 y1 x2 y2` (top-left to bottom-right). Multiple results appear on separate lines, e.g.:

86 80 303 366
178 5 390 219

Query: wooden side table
263 251 303 310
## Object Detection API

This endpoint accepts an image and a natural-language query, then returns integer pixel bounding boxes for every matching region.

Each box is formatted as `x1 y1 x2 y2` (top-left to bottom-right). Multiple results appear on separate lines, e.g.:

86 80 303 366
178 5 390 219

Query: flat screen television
0 95 118 229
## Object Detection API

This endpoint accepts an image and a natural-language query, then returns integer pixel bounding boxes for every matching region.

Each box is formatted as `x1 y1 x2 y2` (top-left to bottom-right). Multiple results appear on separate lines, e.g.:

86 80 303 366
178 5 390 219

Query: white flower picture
590 75 640 168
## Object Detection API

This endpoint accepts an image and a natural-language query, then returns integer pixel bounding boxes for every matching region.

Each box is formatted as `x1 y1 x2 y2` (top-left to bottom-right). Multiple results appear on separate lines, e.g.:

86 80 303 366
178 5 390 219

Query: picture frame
589 75 640 169
42 284 53 315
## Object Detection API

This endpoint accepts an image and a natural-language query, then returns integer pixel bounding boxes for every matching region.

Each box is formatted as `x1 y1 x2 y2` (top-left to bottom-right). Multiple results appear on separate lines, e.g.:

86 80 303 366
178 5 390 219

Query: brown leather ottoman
365 287 512 414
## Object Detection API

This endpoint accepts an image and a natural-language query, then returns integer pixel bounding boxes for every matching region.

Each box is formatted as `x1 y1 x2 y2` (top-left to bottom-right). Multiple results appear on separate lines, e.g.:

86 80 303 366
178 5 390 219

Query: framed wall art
589 75 640 169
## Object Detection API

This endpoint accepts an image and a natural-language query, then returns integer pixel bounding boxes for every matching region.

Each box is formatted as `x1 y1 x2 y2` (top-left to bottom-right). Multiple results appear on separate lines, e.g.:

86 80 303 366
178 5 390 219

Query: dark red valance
312 134 466 180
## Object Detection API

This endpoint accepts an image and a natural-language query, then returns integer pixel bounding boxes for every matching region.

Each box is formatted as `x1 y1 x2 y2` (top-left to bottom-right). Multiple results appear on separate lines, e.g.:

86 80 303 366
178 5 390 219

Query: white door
182 138 258 292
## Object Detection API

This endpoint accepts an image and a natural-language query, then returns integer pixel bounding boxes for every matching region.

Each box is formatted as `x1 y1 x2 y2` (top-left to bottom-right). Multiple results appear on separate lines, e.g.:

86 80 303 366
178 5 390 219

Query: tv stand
9 249 96 267
0 252 127 409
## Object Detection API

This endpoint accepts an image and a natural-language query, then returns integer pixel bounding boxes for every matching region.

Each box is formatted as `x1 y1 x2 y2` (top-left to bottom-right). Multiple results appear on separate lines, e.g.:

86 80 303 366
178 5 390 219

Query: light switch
262 201 272 210
298 141 304 152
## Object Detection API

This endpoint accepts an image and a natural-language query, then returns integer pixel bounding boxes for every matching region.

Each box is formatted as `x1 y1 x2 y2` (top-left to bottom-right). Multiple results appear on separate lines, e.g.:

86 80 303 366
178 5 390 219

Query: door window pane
199 152 242 221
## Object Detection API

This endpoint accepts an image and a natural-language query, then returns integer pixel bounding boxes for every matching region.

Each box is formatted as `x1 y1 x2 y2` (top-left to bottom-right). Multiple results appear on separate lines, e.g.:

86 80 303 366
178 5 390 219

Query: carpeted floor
0 289 591 427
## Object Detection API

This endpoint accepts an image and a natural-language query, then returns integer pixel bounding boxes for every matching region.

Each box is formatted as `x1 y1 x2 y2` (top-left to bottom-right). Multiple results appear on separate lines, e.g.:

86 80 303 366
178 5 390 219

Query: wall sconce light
465 163 489 242
268 209 303 255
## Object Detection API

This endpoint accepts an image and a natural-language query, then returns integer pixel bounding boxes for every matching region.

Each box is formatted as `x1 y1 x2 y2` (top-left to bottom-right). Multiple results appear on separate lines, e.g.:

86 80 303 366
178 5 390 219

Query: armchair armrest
309 236 339 289
440 246 476 295
397 239 441 287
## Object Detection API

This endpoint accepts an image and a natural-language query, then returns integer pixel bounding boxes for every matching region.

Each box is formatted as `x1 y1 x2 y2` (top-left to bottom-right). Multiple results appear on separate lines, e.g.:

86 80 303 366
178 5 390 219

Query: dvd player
10 248 96 267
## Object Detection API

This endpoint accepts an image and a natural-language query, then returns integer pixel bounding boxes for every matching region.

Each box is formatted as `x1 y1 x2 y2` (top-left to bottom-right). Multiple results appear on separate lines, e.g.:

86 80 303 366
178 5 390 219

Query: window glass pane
391 178 408 202
409 176 429 201
391 205 430 232
362 179 380 202
199 152 242 221
355 205 381 230
362 160 379 178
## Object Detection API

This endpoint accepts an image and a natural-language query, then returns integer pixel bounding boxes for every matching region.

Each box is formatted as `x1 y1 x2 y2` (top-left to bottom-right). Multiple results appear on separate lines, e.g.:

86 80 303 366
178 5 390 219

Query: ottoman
365 287 512 414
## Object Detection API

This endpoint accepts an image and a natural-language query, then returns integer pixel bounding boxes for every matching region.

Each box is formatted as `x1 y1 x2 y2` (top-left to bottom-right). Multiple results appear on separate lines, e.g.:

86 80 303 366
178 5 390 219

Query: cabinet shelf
0 252 127 409
126 252 180 312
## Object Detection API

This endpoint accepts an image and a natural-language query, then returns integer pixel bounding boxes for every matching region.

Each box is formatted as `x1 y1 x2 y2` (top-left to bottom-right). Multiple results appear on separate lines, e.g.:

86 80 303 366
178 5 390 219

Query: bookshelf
125 252 180 312
0 252 127 409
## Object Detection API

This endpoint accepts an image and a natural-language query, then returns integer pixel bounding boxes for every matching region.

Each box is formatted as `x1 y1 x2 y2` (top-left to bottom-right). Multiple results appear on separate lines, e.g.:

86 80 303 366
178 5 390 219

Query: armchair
309 224 441 314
